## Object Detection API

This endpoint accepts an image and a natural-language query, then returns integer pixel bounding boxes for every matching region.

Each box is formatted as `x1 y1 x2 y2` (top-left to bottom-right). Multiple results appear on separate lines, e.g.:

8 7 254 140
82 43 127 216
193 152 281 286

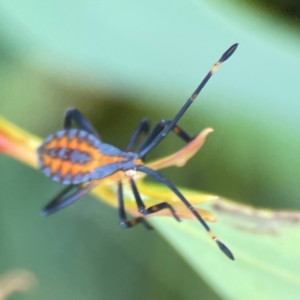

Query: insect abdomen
37 129 102 185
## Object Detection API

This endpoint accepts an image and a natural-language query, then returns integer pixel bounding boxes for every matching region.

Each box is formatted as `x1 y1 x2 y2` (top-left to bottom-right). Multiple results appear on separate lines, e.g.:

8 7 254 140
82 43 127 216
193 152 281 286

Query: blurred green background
1 1 300 299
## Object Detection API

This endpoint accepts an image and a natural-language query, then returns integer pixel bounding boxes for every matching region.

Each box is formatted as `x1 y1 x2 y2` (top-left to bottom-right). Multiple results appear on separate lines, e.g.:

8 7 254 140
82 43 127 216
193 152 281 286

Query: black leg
42 184 94 216
64 108 100 139
129 178 180 222
139 44 238 157
117 181 153 230
126 117 150 152
138 118 195 154
136 165 234 260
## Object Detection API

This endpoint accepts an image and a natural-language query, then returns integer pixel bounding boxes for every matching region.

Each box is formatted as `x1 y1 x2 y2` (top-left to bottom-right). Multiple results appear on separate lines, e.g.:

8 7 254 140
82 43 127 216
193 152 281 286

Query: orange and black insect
37 44 238 260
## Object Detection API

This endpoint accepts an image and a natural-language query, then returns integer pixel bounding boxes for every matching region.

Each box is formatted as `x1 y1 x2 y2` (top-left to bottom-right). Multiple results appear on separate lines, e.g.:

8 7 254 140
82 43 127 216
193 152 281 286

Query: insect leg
117 181 153 230
126 117 150 152
42 184 94 216
129 178 180 222
136 165 234 260
64 108 100 139
139 44 238 157
138 118 194 154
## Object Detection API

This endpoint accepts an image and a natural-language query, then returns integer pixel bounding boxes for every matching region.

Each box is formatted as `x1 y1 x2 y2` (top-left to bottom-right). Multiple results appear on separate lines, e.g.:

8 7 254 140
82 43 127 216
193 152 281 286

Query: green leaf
152 201 300 300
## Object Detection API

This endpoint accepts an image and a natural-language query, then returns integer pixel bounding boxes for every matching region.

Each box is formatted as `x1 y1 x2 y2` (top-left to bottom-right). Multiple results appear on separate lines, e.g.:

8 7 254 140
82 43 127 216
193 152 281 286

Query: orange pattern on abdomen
38 129 127 184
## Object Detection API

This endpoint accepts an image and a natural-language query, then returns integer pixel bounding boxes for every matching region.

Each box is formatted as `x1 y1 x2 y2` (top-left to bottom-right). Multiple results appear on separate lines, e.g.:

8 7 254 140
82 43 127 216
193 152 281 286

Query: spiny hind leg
42 184 93 216
129 178 181 222
117 181 153 230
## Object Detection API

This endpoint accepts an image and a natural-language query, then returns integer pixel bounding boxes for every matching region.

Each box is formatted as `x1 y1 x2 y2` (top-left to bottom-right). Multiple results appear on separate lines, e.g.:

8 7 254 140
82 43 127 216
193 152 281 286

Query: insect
37 44 238 260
